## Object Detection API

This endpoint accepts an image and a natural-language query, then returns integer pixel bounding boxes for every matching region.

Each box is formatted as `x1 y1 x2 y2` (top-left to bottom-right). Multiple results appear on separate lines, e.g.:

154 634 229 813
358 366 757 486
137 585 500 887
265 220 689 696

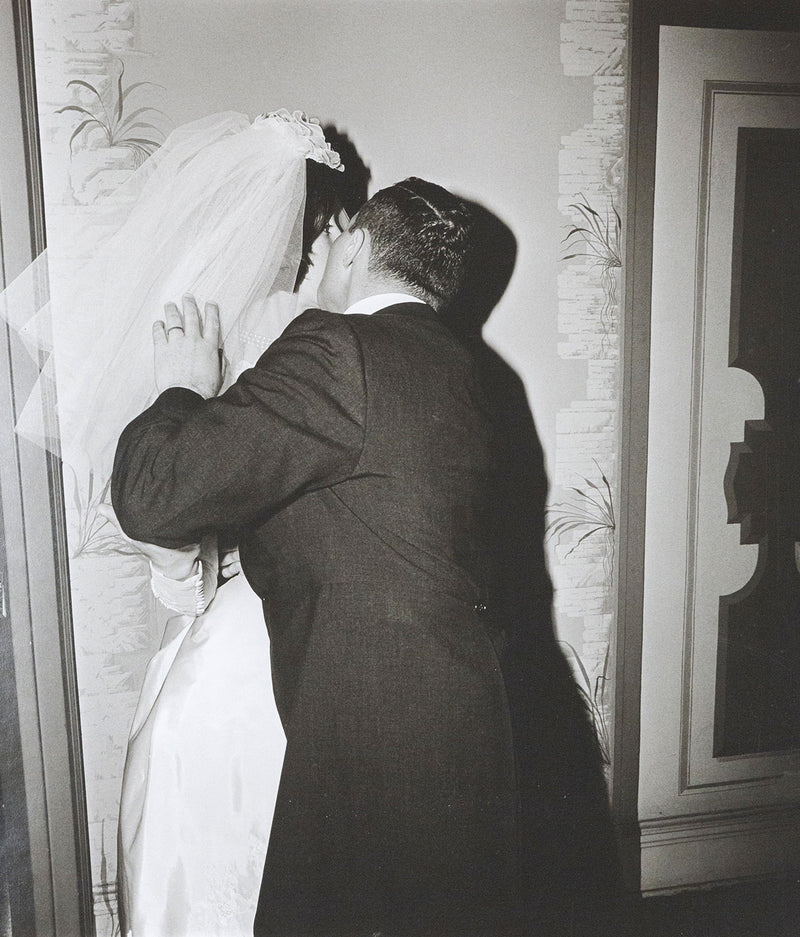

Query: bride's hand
153 294 222 399
220 547 242 580
97 503 200 579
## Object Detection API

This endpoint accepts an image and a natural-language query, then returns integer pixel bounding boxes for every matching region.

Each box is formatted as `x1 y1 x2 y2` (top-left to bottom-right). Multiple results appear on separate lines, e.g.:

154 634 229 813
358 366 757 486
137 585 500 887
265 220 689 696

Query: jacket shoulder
253 307 361 369
241 308 367 409
282 307 350 337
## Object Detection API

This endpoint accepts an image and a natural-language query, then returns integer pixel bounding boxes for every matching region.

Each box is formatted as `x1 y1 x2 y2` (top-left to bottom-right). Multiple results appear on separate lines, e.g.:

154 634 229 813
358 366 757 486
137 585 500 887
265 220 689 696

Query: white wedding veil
1 110 342 499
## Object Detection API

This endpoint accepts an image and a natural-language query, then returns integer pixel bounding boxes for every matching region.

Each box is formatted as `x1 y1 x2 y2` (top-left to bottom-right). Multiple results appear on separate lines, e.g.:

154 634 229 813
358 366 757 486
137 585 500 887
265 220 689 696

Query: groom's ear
343 226 368 267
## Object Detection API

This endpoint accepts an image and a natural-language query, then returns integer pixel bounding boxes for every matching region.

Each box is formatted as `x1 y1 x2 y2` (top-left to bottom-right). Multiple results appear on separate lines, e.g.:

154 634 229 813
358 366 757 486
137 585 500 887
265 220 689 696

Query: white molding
640 803 800 892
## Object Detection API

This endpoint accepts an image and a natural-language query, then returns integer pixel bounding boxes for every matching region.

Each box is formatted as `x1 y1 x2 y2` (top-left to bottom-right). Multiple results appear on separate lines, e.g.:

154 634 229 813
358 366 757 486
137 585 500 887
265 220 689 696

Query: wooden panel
622 0 800 893
717 128 800 756
639 26 800 891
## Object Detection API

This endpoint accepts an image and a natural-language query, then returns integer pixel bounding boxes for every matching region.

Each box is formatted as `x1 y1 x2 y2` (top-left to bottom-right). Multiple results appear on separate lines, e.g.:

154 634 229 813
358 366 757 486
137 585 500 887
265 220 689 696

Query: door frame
0 0 93 932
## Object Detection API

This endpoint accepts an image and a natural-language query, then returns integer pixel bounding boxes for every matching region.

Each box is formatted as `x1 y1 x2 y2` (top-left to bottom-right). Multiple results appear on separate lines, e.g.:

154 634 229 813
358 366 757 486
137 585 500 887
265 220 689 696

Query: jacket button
474 602 488 615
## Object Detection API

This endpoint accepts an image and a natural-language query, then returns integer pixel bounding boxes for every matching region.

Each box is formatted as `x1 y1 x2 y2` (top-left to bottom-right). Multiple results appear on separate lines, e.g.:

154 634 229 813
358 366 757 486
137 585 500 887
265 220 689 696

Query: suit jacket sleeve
111 309 365 548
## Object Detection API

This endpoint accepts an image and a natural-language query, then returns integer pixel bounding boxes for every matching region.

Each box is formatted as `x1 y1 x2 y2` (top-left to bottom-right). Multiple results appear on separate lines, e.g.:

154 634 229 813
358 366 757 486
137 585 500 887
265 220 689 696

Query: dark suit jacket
112 303 524 936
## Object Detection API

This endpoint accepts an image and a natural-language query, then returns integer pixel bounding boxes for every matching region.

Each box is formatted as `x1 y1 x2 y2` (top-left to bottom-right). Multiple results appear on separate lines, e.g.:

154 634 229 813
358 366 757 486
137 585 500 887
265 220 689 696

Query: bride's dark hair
295 127 371 290
294 160 346 290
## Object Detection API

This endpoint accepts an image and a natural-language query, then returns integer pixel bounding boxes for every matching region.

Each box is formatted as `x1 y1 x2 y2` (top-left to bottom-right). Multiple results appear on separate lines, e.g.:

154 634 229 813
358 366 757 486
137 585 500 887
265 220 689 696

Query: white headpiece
258 109 344 171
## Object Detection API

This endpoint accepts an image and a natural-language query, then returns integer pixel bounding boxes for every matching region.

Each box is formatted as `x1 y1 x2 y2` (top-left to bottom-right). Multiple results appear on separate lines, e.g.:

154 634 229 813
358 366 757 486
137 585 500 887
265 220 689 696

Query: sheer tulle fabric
1 112 306 484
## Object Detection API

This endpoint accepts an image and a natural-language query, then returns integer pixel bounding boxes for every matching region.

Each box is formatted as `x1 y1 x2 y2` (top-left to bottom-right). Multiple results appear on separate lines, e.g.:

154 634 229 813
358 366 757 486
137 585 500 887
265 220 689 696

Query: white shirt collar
342 293 426 317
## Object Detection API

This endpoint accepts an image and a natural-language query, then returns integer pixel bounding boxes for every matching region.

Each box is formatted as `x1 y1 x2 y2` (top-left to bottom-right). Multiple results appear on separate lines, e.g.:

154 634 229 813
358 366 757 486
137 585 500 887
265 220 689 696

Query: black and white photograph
0 2 798 936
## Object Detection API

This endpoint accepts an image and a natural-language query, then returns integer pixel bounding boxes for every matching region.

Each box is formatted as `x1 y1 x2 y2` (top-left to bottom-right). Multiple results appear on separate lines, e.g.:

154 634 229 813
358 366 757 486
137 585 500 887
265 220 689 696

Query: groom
112 177 609 936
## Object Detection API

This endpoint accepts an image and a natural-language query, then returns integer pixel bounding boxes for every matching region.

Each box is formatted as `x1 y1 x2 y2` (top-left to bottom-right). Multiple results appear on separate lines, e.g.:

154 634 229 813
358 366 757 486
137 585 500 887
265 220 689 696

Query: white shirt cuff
149 537 219 617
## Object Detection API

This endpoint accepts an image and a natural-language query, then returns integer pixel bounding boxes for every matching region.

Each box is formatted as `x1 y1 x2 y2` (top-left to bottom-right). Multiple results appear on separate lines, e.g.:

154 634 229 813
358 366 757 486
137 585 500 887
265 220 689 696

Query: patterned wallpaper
29 1 629 932
552 0 628 765
31 3 168 934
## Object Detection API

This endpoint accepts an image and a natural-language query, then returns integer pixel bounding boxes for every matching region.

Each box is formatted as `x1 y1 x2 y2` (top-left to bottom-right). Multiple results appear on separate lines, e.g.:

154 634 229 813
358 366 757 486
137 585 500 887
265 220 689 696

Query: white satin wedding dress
118 566 286 937
117 290 309 937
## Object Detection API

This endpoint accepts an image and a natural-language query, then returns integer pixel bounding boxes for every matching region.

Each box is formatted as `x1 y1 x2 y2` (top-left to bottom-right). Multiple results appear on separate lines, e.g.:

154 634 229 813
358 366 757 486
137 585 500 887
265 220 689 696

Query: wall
128 0 627 758
29 1 628 931
130 0 592 443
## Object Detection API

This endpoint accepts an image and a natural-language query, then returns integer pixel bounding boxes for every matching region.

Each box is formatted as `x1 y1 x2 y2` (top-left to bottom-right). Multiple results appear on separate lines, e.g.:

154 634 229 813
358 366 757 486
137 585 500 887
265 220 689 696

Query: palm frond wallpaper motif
57 59 166 167
546 460 616 583
68 467 136 558
33 15 170 933
561 641 611 766
562 193 621 350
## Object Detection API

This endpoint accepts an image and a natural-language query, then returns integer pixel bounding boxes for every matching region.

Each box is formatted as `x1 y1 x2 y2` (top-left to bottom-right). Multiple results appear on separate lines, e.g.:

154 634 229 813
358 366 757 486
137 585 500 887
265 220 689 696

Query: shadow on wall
444 205 624 935
322 124 372 218
444 203 554 638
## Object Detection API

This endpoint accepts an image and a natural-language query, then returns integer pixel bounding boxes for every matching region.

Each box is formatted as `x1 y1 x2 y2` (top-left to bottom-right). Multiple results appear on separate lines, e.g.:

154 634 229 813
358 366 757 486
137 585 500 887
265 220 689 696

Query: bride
13 109 352 936
118 113 352 937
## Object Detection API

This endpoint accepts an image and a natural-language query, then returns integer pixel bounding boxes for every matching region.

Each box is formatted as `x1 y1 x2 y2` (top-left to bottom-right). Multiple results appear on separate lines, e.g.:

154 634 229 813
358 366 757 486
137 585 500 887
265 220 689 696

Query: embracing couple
31 111 619 936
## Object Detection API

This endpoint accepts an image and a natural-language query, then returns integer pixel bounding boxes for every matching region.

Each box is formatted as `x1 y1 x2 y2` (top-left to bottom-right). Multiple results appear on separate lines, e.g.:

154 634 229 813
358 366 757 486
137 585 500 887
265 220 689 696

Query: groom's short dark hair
352 177 474 310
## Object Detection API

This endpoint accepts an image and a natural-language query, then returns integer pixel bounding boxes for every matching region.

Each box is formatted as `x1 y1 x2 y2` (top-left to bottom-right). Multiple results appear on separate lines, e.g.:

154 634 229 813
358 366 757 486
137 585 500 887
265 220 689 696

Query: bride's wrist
147 544 201 581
